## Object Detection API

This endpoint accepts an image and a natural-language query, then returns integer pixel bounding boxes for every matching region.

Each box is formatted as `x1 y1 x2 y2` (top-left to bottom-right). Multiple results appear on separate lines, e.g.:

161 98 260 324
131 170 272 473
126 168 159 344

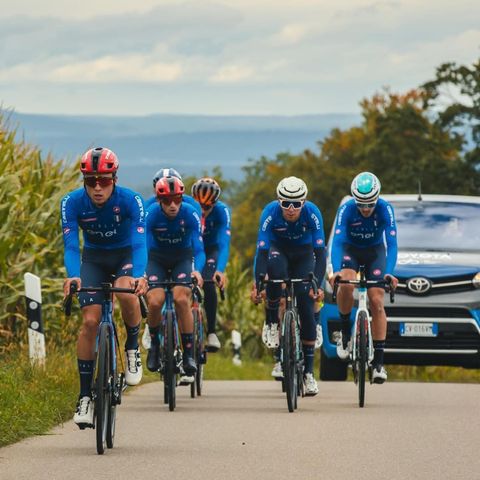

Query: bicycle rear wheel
195 310 205 397
283 310 297 413
357 311 368 408
165 311 177 411
95 323 110 454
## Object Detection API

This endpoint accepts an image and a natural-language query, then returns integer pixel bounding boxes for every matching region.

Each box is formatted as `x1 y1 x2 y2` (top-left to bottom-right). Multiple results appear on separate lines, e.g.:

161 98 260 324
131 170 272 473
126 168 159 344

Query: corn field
0 114 80 354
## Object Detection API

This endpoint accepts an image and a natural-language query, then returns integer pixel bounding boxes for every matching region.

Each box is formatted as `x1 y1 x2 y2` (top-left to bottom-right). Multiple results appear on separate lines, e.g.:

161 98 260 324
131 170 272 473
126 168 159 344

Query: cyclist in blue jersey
251 177 326 396
145 168 201 214
145 176 205 382
61 147 148 427
329 172 398 384
191 177 231 351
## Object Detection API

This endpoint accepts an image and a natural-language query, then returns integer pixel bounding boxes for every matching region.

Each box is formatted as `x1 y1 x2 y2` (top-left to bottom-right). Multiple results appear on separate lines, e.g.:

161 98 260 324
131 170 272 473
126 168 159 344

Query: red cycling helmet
80 147 119 175
155 176 185 197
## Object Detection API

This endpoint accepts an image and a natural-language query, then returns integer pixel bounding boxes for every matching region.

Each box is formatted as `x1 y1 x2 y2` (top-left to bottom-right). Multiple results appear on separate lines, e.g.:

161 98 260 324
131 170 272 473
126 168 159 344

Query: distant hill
6 112 359 193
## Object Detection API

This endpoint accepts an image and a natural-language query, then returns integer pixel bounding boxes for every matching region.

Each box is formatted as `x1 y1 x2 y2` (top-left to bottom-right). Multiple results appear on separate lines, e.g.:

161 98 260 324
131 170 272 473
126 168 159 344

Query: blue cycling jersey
331 198 398 274
144 193 201 215
255 200 326 250
203 201 231 272
61 186 147 278
146 202 205 272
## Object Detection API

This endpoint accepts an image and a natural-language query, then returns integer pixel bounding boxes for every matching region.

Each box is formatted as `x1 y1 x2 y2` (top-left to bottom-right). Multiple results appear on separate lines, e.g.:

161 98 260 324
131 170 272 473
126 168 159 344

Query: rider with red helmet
61 147 148 428
145 175 205 381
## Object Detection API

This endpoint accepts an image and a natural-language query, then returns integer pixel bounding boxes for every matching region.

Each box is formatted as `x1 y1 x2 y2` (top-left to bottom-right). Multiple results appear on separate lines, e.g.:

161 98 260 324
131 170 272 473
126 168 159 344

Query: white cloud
209 64 255 83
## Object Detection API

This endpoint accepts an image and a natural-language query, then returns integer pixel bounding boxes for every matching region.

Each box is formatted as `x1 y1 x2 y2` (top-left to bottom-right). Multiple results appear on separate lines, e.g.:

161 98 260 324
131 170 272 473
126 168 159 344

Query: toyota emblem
406 277 432 294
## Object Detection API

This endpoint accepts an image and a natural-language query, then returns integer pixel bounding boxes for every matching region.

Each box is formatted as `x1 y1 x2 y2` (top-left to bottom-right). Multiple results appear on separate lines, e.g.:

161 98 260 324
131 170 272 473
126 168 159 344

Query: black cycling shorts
80 247 133 307
340 243 386 284
147 248 193 289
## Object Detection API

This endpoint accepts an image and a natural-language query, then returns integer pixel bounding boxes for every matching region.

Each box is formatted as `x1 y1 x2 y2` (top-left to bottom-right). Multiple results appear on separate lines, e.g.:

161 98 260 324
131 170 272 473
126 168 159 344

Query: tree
422 59 480 169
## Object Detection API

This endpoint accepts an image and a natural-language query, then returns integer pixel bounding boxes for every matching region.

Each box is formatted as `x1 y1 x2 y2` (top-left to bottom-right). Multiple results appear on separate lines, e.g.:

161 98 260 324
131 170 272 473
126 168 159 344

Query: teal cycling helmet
351 172 381 204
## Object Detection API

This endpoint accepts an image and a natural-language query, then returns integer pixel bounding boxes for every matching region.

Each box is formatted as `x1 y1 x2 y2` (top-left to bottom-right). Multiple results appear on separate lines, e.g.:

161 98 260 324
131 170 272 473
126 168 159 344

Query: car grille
384 306 474 319
396 274 476 296
386 322 480 350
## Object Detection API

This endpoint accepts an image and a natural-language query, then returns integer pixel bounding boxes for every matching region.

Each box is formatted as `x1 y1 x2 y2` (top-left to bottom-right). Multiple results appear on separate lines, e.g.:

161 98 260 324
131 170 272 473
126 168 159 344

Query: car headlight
473 273 480 288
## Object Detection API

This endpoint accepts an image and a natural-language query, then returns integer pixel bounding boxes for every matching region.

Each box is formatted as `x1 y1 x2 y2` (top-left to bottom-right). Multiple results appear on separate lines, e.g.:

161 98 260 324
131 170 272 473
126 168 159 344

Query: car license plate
400 322 438 337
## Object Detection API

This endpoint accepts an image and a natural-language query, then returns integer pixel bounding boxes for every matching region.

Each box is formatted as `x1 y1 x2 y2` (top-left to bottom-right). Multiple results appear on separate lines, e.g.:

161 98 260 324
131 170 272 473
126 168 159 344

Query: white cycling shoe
73 396 94 428
333 331 350 361
271 361 283 379
315 324 323 349
372 365 388 384
262 323 280 348
125 348 143 386
207 333 221 351
304 373 319 396
179 375 195 385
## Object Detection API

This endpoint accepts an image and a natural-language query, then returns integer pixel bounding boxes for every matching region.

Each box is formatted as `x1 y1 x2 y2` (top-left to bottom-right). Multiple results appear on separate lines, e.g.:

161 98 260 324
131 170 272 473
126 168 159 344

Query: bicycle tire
165 311 176 411
106 329 118 449
95 323 110 455
283 310 297 413
195 310 204 397
358 311 368 408
191 309 199 398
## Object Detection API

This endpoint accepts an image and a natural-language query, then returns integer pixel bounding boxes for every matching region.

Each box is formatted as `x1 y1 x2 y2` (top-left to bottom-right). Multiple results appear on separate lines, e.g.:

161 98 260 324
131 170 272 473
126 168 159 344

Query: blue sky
1 0 479 115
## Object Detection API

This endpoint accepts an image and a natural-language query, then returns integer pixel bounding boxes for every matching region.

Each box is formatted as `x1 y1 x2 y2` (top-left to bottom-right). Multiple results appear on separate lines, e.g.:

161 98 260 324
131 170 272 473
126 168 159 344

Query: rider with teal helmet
329 171 398 384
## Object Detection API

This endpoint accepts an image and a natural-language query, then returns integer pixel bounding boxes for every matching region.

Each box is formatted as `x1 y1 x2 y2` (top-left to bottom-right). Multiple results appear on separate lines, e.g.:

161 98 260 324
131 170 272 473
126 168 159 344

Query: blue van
320 194 480 380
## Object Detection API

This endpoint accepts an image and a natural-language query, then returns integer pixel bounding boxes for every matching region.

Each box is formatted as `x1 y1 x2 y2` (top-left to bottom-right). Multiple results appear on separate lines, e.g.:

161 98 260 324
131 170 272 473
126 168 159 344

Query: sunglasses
84 176 114 188
279 200 304 210
201 203 214 211
356 201 377 209
159 195 183 205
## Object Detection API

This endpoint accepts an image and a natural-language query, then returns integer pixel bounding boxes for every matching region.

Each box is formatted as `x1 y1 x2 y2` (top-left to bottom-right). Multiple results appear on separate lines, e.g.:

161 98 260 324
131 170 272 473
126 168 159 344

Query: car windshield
392 201 480 252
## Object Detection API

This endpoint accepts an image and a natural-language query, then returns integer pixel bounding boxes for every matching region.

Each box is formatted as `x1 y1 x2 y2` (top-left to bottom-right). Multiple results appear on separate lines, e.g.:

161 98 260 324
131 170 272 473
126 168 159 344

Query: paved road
1 380 479 480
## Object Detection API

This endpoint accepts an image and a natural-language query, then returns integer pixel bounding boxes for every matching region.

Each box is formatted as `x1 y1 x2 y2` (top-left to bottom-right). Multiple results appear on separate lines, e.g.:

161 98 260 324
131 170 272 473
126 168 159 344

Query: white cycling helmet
351 172 381 204
276 176 308 201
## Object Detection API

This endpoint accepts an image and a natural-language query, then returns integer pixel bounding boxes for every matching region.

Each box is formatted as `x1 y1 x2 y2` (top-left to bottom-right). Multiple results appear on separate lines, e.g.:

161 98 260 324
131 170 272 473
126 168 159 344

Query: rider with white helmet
252 176 326 396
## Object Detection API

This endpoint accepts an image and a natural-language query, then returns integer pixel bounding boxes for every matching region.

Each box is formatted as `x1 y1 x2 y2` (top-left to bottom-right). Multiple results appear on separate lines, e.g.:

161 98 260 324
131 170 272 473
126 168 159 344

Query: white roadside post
231 329 242 366
24 272 46 366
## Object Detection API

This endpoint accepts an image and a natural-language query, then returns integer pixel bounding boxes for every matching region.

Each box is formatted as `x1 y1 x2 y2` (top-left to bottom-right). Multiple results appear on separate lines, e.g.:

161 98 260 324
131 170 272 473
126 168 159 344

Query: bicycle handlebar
256 272 319 300
63 281 149 318
148 277 204 304
332 275 395 304
203 274 226 301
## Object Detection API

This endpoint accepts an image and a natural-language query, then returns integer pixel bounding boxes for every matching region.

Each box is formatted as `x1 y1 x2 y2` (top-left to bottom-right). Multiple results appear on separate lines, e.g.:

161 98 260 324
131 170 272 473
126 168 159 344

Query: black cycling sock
125 324 140 350
149 325 160 346
274 347 281 362
204 281 218 334
340 312 351 346
373 340 386 367
303 345 315 374
266 299 280 325
78 359 94 398
181 333 194 358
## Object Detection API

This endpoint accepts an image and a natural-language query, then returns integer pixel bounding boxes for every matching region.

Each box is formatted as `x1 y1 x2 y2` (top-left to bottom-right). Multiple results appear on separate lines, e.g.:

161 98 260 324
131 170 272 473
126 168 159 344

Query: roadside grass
0 347 78 448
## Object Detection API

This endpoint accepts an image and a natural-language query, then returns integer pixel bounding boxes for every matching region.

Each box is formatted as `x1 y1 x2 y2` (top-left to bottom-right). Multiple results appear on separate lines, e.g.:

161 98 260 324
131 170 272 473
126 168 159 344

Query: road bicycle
148 279 200 410
64 281 147 454
332 266 394 407
191 278 225 398
258 273 318 413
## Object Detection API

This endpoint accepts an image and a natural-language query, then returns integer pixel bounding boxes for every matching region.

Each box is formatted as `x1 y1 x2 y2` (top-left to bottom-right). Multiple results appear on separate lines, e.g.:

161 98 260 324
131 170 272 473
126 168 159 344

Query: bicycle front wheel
165 311 177 411
357 311 368 408
283 310 298 413
95 323 110 454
